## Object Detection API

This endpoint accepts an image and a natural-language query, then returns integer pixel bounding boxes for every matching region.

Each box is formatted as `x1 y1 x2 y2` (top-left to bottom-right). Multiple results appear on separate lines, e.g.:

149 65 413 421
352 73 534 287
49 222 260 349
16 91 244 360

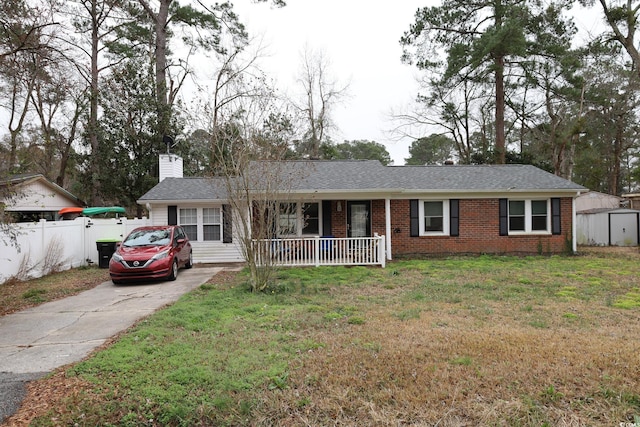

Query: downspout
385 198 392 260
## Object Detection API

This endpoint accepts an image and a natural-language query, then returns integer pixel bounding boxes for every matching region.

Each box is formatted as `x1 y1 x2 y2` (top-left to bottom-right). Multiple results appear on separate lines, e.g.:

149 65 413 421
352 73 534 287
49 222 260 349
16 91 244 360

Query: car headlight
151 250 170 261
112 252 124 262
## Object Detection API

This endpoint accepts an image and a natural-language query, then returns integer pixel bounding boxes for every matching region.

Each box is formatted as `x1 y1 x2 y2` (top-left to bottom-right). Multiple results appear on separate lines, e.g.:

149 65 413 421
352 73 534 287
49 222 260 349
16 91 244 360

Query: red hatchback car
109 225 193 284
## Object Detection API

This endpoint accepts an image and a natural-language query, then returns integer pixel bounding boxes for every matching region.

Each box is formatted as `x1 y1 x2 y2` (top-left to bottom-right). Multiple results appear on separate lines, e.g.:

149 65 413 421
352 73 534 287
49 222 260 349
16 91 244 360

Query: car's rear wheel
185 251 193 269
168 259 178 281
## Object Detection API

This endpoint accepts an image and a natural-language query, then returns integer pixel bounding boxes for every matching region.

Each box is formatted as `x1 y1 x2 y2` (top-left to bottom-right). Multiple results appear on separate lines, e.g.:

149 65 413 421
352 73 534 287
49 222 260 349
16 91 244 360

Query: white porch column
572 197 577 253
385 198 392 260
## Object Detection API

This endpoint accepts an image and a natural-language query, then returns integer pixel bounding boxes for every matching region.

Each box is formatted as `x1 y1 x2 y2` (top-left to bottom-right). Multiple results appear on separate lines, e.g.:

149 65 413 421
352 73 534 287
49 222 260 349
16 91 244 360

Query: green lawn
28 254 640 426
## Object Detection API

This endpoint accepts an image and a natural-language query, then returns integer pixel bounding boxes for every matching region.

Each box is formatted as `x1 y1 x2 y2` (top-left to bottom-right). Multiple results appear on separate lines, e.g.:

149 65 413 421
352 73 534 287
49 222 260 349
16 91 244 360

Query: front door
347 201 371 237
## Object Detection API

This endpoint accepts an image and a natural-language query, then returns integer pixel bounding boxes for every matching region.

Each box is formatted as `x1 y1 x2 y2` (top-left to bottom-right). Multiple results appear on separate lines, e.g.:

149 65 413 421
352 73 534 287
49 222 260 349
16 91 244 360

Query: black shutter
222 204 233 243
551 198 561 235
499 199 508 236
322 200 332 236
410 199 419 237
450 199 459 237
168 205 177 225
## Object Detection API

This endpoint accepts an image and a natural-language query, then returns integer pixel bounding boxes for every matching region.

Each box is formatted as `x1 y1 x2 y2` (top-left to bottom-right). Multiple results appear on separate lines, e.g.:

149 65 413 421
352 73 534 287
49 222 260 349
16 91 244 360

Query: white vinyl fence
0 217 149 284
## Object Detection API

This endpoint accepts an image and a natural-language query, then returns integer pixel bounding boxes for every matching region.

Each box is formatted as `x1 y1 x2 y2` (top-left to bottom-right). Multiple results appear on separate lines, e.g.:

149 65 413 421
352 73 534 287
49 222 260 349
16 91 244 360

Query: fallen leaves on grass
0 268 110 316
2 371 98 427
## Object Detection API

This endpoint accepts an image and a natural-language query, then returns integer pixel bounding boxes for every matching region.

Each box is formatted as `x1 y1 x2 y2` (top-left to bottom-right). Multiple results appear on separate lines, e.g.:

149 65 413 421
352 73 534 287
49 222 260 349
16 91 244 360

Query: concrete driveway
0 266 225 423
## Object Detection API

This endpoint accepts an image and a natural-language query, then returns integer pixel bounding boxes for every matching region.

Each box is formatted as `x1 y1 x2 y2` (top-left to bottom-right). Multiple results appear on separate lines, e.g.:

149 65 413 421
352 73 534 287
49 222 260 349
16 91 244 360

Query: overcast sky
232 0 431 165
228 1 604 165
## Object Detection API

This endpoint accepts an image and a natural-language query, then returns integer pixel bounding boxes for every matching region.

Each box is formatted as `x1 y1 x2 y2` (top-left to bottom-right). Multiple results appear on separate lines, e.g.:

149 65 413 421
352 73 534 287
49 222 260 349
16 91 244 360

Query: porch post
385 198 392 260
572 197 577 253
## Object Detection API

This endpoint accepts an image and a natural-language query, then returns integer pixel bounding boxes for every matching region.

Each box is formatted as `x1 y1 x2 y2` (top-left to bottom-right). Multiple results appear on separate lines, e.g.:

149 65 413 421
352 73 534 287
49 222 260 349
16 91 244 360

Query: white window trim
278 201 322 237
508 199 551 235
419 199 450 236
178 206 224 242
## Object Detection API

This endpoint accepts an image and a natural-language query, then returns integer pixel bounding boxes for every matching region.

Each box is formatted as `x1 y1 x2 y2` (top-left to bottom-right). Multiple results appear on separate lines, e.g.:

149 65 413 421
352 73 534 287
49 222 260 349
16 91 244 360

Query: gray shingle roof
139 161 586 202
255 160 586 192
386 164 586 191
138 177 230 202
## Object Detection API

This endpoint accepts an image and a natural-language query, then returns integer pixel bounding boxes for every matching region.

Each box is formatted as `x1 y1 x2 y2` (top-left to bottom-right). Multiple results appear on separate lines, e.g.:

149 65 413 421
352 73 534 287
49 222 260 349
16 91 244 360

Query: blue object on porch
321 235 334 258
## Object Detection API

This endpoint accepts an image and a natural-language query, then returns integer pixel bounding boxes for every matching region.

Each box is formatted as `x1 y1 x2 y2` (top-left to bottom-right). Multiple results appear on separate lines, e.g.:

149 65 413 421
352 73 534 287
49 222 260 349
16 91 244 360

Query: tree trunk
599 0 640 79
138 0 172 143
611 114 624 195
494 54 506 164
155 0 171 139
89 0 100 204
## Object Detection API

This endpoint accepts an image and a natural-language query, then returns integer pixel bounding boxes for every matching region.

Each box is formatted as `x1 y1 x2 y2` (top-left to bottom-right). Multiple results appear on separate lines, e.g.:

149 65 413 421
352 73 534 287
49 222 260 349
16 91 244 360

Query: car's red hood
117 245 170 260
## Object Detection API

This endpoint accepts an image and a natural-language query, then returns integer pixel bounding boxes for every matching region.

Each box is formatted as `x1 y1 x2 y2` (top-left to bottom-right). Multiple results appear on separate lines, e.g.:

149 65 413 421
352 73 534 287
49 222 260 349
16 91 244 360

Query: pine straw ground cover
4 253 640 426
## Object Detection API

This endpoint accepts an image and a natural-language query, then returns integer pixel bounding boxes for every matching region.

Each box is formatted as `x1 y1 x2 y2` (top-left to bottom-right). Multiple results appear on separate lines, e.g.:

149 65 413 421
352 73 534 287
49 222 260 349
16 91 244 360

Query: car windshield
123 229 171 247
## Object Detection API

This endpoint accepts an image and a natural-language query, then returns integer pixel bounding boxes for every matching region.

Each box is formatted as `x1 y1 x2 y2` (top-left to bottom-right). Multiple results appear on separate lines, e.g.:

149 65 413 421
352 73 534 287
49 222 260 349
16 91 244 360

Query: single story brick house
137 158 587 265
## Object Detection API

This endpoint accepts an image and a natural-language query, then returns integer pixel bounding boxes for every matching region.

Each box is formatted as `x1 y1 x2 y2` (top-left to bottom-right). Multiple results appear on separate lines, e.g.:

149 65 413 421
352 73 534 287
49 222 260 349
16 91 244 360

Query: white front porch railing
253 235 386 268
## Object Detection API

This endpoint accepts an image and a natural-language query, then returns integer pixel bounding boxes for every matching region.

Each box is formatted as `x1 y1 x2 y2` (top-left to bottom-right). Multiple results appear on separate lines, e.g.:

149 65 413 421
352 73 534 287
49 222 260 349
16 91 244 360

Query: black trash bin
96 239 119 268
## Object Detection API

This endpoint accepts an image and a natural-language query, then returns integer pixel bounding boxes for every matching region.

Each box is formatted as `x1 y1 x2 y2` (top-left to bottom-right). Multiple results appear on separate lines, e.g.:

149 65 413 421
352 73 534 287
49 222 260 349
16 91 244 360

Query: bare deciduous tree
202 46 301 291
293 46 349 159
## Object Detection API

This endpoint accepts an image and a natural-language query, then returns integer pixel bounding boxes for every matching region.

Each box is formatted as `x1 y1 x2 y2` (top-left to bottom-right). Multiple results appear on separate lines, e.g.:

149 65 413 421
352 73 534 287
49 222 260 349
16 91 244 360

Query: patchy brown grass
4 252 640 426
272 311 639 426
0 267 110 316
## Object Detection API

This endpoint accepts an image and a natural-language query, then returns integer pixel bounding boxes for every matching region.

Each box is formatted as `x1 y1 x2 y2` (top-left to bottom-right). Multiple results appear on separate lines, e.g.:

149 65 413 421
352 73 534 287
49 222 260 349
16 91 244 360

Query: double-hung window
531 200 548 231
203 208 221 241
278 203 298 235
302 202 319 235
419 200 449 235
277 202 321 236
508 200 549 233
179 208 198 241
178 206 224 242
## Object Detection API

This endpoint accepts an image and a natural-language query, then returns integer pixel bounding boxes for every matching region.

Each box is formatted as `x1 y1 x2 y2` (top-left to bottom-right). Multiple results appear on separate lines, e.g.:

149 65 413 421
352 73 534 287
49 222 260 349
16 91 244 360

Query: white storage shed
576 208 640 246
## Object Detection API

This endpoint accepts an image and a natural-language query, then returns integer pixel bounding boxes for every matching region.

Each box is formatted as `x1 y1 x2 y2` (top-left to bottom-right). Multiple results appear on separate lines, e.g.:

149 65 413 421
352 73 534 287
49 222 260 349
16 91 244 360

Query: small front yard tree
203 44 301 291
213 115 303 292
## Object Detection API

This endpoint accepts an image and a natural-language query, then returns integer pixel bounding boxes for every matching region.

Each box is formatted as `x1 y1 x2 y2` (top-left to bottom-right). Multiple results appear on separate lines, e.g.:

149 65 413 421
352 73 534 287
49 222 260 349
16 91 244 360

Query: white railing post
314 236 320 267
379 235 386 268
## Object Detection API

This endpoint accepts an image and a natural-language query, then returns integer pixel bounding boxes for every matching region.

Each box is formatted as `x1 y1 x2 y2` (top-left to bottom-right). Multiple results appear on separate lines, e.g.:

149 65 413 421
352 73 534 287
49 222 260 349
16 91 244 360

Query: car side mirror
177 238 185 245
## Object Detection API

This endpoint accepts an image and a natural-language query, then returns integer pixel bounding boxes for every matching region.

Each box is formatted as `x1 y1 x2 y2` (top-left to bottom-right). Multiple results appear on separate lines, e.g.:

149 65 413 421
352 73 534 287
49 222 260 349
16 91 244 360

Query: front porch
253 235 386 268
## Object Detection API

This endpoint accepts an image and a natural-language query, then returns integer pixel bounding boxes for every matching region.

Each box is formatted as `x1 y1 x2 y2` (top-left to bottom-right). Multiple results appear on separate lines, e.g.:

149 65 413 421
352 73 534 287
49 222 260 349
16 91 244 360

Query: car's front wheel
168 259 178 281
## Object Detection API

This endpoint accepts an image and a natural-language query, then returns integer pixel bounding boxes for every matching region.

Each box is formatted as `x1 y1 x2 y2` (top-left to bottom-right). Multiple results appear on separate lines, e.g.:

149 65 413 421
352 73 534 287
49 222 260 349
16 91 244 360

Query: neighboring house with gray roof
138 157 587 264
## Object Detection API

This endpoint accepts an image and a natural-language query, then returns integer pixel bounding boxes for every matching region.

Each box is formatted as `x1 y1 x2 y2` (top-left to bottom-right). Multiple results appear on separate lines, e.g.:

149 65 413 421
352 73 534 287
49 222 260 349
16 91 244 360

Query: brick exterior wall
329 201 347 237
324 198 574 256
